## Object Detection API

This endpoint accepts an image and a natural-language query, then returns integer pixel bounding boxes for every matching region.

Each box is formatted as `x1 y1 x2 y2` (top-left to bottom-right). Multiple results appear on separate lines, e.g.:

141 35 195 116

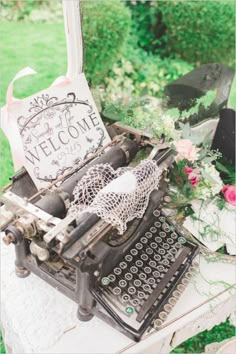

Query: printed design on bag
17 92 107 182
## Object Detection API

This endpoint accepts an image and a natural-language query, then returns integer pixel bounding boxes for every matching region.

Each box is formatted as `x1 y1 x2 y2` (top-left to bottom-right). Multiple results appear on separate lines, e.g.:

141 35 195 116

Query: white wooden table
1 240 235 354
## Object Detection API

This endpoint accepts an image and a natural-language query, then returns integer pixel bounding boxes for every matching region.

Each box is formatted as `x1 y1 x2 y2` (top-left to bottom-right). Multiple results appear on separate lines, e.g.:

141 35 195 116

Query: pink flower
222 185 236 206
185 167 200 187
174 139 199 163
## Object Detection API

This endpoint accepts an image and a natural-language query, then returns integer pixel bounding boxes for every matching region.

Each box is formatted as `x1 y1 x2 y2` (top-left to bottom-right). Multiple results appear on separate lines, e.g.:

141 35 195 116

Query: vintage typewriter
0 121 199 342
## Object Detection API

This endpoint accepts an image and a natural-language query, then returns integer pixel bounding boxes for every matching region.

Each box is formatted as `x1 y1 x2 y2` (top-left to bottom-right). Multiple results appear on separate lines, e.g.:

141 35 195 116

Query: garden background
0 0 235 353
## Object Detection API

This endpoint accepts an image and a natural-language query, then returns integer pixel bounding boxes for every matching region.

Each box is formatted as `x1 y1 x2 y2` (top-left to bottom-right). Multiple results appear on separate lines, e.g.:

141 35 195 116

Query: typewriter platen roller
0 124 199 342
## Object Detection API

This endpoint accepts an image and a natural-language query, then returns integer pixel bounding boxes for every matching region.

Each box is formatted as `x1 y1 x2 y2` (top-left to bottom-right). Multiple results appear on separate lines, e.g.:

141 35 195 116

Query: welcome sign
12 73 110 189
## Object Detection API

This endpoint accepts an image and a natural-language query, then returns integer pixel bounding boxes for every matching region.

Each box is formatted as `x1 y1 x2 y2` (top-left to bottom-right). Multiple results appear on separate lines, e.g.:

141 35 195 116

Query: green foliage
82 0 131 86
158 0 235 66
0 0 60 22
125 0 166 55
105 41 193 98
171 318 235 353
127 0 235 66
0 331 6 354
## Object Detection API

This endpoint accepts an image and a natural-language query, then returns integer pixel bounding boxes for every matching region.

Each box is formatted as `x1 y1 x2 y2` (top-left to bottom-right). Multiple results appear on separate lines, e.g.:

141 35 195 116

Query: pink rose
222 185 236 206
174 139 199 163
185 167 200 187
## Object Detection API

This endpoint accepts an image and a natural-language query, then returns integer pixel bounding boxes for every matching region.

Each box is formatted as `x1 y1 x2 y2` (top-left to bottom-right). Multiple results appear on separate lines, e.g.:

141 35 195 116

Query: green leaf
215 162 231 174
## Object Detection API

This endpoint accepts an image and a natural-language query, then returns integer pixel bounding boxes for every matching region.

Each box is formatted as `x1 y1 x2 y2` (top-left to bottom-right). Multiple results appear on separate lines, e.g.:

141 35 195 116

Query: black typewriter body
0 125 199 342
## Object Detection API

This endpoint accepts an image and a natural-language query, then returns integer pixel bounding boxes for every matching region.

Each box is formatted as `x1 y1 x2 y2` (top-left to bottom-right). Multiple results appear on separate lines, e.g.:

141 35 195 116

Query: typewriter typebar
0 125 199 342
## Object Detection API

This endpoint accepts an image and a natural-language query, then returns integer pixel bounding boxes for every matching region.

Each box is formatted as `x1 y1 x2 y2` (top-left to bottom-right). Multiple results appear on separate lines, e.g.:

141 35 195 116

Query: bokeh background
0 0 235 352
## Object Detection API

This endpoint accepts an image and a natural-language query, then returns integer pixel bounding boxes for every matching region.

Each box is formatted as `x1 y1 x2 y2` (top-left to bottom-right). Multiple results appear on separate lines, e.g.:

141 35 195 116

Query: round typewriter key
175 242 182 249
154 254 161 262
125 254 133 262
157 265 164 272
150 227 157 233
149 260 157 268
144 266 152 274
189 266 197 273
125 272 133 281
159 216 166 222
167 253 174 260
167 238 174 244
169 297 177 306
153 209 160 217
185 272 192 279
119 279 127 288
128 286 136 295
173 290 181 298
153 271 160 278
162 243 170 250
147 277 155 285
140 237 148 244
125 306 134 315
159 311 168 320
164 304 172 313
158 249 165 255
138 291 145 299
136 260 143 267
136 242 143 250
150 242 158 249
177 284 185 292
161 259 170 266
139 273 147 281
130 266 138 274
131 299 140 307
114 267 122 275
113 287 121 296
163 226 170 232
141 254 148 261
154 319 163 328
154 221 161 228
101 277 110 286
143 284 151 292
146 248 153 255
170 247 177 254
145 232 152 239
178 236 186 244
171 232 178 239
159 231 166 238
182 278 189 286
134 279 142 287
108 274 116 282
119 262 128 270
130 248 138 256
122 294 130 303
155 236 162 243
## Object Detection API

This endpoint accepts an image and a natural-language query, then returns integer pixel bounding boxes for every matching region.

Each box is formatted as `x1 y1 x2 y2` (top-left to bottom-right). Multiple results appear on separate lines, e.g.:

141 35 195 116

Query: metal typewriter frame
0 130 199 341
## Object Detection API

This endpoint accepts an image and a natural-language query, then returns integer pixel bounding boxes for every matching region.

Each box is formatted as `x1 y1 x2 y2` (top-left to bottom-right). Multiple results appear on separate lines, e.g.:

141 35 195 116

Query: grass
0 21 67 187
0 21 235 353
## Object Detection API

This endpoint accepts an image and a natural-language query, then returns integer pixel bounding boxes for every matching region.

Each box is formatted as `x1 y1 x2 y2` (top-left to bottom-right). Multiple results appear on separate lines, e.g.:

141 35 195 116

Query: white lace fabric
71 160 162 234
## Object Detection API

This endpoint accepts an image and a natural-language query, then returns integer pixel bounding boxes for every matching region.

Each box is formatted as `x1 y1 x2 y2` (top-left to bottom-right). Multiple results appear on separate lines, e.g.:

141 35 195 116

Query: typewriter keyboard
94 209 198 340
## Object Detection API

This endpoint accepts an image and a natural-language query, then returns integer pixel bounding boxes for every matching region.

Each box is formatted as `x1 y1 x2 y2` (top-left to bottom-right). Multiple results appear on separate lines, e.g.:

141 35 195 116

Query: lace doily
71 160 162 234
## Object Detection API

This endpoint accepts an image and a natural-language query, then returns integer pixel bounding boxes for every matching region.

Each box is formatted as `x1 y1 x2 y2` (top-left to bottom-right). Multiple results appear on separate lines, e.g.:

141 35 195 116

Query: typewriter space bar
137 247 190 323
